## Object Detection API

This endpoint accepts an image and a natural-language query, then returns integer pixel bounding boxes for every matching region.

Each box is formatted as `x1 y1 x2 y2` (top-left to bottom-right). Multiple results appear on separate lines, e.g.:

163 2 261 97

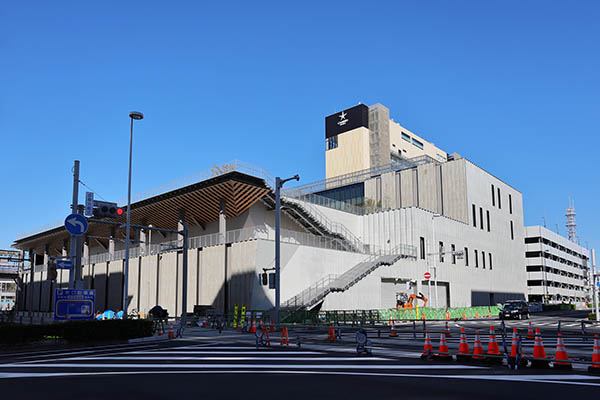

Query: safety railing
282 274 338 309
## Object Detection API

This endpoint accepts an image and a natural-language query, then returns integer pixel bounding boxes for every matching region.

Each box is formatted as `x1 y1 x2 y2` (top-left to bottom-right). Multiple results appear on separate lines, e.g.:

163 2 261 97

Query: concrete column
83 238 90 289
41 245 50 312
219 200 227 244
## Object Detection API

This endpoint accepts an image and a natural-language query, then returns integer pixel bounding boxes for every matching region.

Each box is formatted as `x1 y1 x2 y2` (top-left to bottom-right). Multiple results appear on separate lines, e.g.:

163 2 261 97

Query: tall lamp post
430 213 442 308
123 111 143 313
275 174 299 325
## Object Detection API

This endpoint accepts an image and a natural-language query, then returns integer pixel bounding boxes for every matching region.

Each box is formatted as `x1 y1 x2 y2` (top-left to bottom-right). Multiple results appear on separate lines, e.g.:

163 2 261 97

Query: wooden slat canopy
13 171 270 255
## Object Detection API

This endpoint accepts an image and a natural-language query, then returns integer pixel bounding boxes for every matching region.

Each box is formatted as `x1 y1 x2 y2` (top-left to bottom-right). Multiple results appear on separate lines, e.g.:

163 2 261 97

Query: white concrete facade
524 225 590 304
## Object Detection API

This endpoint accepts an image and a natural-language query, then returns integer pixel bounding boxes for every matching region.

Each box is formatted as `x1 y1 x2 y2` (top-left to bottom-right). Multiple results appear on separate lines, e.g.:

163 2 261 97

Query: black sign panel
325 104 369 139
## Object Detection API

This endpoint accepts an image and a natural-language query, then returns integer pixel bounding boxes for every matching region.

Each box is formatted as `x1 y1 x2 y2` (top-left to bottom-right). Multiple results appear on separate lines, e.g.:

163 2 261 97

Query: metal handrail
282 274 338 309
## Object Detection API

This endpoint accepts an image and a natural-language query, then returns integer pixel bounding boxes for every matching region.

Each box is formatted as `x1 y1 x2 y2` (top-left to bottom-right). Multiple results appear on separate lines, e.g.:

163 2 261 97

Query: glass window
439 241 444 263
402 132 411 142
491 184 495 206
412 138 424 150
509 194 513 214
510 221 514 240
464 247 469 266
498 188 501 209
475 250 479 267
326 135 338 150
486 210 490 232
489 253 493 270
482 251 486 269
420 237 426 260
451 244 456 264
472 204 477 227
479 207 484 229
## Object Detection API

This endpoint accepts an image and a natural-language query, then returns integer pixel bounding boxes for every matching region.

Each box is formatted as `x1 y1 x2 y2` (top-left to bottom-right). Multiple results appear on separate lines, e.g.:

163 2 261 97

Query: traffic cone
420 329 434 359
553 333 571 370
281 326 289 346
443 321 452 337
472 331 485 361
157 323 164 336
527 322 534 340
326 324 336 342
445 311 450 320
435 332 452 361
250 319 256 333
389 322 398 337
532 328 549 368
508 328 519 365
457 327 471 361
168 323 174 339
476 311 480 319
262 325 271 347
389 316 394 326
486 326 501 364
588 334 600 374
488 310 492 318
463 312 467 320
270 320 275 333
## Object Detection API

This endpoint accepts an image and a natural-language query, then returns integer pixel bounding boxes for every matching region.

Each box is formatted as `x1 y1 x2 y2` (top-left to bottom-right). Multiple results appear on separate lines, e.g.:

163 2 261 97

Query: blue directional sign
54 289 95 320
56 259 73 269
64 213 88 236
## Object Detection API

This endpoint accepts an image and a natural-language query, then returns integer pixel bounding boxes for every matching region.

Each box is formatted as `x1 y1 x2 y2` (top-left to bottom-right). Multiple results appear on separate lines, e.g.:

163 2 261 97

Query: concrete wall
325 126 371 179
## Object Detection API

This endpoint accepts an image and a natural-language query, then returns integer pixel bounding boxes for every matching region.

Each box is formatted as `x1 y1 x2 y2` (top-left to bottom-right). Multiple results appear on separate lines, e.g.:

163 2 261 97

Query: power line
78 180 106 201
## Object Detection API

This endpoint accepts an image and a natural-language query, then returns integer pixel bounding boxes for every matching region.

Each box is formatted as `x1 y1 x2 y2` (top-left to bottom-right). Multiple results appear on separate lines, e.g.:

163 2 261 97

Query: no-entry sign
424 272 431 280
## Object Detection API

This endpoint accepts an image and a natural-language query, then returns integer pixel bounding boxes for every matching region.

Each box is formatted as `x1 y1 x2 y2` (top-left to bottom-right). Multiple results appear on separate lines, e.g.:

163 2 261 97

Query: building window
489 253 493 270
451 244 456 264
412 138 424 150
465 247 469 266
486 210 490 232
509 194 513 214
472 204 476 227
525 237 541 244
420 237 426 260
482 251 486 269
474 250 479 268
510 221 514 240
498 188 501 209
402 132 411 142
326 135 338 150
479 207 484 230
439 241 444 263
491 184 495 206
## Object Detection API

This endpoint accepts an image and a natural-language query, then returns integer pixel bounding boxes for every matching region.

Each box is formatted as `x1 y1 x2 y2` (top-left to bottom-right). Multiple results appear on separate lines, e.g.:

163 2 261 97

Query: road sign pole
592 249 598 322
181 221 188 331
69 160 80 289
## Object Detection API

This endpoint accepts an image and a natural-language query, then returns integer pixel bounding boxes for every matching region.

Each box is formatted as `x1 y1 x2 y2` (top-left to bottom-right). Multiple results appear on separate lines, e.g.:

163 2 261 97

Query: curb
128 335 170 344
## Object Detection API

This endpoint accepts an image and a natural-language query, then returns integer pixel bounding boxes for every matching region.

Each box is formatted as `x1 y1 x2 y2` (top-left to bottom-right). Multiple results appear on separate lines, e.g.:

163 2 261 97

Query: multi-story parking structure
524 225 590 304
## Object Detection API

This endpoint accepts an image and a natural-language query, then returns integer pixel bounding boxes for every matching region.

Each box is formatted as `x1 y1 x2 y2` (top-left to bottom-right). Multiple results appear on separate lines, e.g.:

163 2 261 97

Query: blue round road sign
64 213 88 236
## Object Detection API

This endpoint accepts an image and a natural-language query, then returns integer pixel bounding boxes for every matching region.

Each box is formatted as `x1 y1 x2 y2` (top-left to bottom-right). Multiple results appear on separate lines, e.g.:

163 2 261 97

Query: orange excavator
396 292 428 309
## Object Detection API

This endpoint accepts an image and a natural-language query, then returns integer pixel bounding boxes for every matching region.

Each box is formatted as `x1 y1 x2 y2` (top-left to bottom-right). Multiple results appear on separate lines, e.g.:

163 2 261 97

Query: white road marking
0 370 597 386
126 351 323 355
0 363 486 370
64 356 390 361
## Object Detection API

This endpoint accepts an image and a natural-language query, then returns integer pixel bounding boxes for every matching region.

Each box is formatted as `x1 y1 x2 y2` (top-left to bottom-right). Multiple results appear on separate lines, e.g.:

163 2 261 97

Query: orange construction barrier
532 328 549 368
527 322 534 340
262 326 271 347
420 329 434 359
472 331 485 360
553 333 571 370
588 334 600 374
436 333 452 360
326 324 336 342
457 327 471 361
445 311 450 320
281 326 289 346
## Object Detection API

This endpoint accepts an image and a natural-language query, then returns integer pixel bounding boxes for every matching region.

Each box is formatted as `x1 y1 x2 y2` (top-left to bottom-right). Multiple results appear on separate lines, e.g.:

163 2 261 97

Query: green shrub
0 323 45 345
590 312 597 321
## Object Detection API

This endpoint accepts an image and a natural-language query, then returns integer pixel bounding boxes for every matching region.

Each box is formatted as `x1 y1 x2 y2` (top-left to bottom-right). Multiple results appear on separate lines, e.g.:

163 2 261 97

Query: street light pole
123 111 143 313
274 174 299 325
431 214 441 308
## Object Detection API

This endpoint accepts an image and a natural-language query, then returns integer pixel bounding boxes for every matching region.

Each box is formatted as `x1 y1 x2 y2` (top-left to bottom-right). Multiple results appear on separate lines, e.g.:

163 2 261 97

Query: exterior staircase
282 246 414 311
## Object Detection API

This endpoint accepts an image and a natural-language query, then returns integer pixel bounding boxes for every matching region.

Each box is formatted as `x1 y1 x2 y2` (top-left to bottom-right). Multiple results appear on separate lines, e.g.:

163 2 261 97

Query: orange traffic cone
262 326 271 347
326 324 336 342
389 323 398 337
476 311 480 319
168 323 174 339
509 328 519 362
463 312 467 320
422 313 427 321
445 311 450 320
488 310 492 318
435 332 452 361
486 326 501 364
389 316 394 326
443 321 452 337
588 334 600 374
281 326 289 346
527 322 534 340
421 329 434 359
532 328 549 368
250 319 257 333
457 327 471 361
157 323 164 336
472 331 485 361
553 333 571 370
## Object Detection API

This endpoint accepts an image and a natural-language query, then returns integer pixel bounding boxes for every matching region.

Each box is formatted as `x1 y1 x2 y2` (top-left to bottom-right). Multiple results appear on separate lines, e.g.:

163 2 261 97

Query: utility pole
181 221 189 329
69 160 80 289
592 249 598 322
274 174 299 325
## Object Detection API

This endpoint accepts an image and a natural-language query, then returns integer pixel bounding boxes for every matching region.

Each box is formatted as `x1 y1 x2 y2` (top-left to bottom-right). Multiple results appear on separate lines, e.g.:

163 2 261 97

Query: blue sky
1 1 599 254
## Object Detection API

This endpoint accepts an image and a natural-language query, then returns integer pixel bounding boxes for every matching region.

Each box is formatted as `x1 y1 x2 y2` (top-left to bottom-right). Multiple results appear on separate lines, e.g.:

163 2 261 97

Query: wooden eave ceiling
14 171 270 255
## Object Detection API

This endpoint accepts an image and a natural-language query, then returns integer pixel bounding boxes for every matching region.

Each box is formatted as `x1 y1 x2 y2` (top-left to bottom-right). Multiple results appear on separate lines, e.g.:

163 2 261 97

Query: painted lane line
63 356 391 361
2 343 160 360
16 344 162 364
0 363 487 370
0 370 597 387
125 351 324 355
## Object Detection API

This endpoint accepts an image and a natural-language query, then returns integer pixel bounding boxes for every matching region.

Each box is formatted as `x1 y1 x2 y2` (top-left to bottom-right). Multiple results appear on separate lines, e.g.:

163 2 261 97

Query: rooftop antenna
555 224 560 235
565 197 577 243
542 216 547 228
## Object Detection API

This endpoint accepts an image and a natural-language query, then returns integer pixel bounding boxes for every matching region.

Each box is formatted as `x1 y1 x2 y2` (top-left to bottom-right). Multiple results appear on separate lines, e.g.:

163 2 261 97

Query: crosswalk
0 341 599 388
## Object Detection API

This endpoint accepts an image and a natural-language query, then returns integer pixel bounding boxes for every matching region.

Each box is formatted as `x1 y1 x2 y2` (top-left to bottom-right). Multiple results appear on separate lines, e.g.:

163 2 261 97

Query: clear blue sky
1 1 598 254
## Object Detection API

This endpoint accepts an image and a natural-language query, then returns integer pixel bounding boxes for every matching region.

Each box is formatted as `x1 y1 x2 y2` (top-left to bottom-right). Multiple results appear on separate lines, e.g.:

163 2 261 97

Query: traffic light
48 261 57 281
93 201 124 219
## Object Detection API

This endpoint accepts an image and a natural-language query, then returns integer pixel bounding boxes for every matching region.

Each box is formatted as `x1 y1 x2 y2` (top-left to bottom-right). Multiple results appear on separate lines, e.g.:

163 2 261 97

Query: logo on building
337 111 348 126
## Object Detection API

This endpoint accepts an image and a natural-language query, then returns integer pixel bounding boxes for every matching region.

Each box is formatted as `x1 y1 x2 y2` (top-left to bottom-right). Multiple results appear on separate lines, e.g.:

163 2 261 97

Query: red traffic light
117 208 124 216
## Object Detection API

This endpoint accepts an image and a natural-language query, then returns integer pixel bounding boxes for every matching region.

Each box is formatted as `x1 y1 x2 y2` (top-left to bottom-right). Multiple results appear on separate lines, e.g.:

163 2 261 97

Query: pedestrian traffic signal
93 201 123 219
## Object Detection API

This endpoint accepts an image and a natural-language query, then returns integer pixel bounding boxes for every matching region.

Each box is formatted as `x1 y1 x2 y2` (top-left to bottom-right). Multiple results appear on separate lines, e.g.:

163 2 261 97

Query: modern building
524 225 590 304
13 103 528 316
0 250 23 311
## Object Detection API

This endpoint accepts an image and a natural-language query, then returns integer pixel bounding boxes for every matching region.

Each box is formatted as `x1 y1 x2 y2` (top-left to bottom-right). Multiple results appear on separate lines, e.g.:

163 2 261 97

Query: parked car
499 300 529 320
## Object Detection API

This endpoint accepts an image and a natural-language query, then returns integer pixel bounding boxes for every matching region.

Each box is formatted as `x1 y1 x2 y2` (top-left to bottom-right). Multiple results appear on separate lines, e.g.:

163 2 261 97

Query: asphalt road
0 314 598 399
